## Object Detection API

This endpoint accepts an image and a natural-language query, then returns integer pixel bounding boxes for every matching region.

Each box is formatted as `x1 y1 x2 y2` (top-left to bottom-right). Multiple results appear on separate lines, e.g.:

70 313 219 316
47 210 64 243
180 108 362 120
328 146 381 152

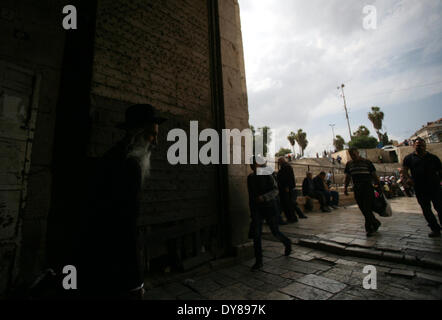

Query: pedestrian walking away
247 156 292 271
344 148 381 237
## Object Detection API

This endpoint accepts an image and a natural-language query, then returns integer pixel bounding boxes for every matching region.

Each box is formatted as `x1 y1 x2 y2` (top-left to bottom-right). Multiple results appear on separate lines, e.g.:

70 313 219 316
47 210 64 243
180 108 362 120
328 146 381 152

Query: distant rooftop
412 118 442 136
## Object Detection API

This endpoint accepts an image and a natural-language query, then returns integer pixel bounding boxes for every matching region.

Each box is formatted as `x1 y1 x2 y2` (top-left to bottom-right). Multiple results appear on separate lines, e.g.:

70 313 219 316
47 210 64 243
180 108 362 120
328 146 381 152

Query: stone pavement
144 197 442 300
276 197 442 268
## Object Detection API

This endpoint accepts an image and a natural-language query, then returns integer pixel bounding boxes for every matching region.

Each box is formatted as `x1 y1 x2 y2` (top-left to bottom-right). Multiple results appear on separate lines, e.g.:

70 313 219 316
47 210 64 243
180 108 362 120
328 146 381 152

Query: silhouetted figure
247 156 292 271
277 158 300 223
403 138 442 238
302 172 330 212
76 104 166 299
314 172 339 209
272 171 288 225
344 148 381 237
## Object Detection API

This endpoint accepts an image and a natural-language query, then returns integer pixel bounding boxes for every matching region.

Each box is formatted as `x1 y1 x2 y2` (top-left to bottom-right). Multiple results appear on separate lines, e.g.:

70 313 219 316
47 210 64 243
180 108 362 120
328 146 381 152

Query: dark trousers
251 201 291 262
305 191 327 210
280 190 298 221
353 183 380 232
323 190 339 206
415 188 442 232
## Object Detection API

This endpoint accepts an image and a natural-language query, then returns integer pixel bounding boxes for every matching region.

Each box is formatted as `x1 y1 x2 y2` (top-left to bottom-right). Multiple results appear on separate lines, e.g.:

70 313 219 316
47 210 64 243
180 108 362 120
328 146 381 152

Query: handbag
373 191 392 217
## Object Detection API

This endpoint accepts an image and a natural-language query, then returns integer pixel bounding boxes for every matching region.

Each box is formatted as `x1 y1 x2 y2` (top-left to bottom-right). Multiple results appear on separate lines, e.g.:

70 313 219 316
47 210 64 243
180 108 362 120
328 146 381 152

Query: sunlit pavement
144 197 442 300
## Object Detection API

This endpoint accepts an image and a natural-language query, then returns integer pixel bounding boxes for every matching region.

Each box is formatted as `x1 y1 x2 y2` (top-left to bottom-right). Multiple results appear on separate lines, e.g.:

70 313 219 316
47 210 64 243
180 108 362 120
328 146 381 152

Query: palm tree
250 125 256 155
295 129 308 156
353 125 370 137
368 106 384 143
334 135 346 151
259 126 271 156
287 132 296 154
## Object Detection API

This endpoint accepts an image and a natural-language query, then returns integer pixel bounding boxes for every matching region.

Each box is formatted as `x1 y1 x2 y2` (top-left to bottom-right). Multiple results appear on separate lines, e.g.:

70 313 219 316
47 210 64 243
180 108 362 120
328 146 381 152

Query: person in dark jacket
248 156 292 271
402 138 442 237
272 171 288 225
302 172 330 212
77 104 166 299
277 158 306 222
313 172 339 209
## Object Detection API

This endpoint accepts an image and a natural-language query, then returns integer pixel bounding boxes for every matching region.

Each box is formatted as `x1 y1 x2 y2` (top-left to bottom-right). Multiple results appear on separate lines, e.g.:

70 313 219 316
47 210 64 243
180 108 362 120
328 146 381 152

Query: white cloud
239 0 442 154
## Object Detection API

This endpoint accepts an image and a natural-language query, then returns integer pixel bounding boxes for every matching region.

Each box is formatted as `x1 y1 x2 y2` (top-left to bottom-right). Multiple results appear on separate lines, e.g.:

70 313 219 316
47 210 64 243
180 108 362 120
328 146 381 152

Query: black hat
117 104 167 129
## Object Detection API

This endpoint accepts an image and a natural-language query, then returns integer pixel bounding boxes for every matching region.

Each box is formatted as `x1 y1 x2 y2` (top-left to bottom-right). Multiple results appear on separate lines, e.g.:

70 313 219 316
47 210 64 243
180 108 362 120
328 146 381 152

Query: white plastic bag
383 198 393 217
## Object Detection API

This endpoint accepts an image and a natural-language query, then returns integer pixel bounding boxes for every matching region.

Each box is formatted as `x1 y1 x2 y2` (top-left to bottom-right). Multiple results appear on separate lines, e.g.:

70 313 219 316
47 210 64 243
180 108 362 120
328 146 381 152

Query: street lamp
337 84 353 141
329 124 336 152
329 124 336 140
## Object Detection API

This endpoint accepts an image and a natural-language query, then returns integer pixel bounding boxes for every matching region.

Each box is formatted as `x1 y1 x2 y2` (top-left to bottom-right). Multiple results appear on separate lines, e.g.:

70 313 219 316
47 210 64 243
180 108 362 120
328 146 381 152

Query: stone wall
397 143 442 164
332 148 395 165
0 0 252 295
87 0 251 267
0 0 68 295
218 0 251 248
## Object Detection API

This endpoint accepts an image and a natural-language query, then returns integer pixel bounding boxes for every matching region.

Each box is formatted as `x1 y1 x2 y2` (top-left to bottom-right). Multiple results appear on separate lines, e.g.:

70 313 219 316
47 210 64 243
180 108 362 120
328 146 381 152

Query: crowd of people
246 156 344 271
379 175 414 198
247 137 441 271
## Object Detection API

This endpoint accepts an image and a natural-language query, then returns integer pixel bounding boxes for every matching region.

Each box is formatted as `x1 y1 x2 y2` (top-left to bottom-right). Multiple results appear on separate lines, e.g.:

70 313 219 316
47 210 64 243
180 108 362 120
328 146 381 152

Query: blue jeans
250 200 291 261
319 190 339 206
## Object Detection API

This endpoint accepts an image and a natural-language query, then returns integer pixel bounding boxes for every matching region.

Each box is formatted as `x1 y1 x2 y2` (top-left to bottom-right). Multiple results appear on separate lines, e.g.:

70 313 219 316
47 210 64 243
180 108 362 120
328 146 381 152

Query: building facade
0 0 251 296
410 118 442 144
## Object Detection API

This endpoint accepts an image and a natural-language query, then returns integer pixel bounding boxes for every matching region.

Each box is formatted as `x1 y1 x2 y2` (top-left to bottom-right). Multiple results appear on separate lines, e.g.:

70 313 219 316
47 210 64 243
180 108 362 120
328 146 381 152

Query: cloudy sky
238 0 442 157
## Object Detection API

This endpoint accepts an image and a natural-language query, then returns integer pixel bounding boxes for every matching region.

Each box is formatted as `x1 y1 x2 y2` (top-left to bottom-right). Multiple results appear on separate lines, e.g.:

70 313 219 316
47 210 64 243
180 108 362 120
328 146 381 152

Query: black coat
277 163 296 191
77 141 144 294
313 176 326 192
302 177 315 196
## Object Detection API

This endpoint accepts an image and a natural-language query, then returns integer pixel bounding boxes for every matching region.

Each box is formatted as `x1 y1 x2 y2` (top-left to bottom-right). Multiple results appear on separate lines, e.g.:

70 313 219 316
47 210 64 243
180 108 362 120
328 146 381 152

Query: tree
275 148 292 157
250 125 256 155
287 132 297 154
348 136 378 149
381 132 393 146
353 125 370 137
251 126 272 157
334 135 346 151
368 106 384 142
294 129 308 156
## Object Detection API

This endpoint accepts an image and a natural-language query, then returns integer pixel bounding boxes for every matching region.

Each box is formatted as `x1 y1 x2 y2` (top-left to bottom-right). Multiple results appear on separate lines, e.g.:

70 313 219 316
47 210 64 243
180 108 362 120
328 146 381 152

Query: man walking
344 148 381 237
248 156 292 271
277 157 307 222
402 138 442 237
78 104 166 299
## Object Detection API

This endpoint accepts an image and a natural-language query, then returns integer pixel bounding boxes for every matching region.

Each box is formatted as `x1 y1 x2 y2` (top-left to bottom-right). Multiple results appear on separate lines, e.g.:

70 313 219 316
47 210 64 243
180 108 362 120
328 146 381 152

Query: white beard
127 140 152 184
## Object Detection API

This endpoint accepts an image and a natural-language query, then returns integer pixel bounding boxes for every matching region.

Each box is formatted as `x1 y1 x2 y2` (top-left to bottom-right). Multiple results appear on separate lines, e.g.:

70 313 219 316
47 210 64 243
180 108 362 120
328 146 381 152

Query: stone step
297 238 442 271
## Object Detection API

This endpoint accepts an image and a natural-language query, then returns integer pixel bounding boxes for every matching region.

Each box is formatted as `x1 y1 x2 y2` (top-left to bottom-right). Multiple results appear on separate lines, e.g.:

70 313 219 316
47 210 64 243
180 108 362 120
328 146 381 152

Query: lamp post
338 84 353 141
329 123 336 142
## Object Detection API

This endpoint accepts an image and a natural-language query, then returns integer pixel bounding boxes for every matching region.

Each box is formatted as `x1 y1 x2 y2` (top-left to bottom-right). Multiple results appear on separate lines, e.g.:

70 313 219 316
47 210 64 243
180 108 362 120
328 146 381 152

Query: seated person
389 176 400 197
398 170 414 197
302 172 331 212
313 172 339 209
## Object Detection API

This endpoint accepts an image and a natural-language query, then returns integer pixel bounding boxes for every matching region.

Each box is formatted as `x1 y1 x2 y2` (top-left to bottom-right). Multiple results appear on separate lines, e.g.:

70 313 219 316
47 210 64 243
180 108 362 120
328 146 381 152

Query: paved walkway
277 197 442 266
144 197 442 300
